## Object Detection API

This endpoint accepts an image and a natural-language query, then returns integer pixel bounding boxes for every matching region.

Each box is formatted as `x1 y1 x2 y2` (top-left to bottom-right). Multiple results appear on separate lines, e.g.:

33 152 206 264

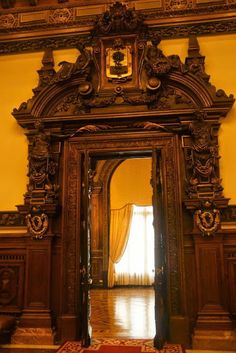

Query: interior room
0 1 236 353
90 158 156 339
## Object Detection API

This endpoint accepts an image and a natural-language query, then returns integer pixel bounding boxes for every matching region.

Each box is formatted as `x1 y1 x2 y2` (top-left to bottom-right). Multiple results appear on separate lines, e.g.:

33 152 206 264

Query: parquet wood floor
90 287 155 339
0 288 233 352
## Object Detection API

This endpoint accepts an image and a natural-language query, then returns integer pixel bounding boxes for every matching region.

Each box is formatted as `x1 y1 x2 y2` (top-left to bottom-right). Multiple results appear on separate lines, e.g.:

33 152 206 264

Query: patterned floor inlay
56 339 185 353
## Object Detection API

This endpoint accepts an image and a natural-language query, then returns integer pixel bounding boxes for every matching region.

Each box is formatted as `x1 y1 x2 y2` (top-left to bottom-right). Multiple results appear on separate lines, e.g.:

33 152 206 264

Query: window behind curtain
115 205 155 286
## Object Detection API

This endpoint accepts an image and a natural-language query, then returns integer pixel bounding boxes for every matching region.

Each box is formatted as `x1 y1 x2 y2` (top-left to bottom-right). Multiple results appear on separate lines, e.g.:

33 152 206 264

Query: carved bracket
25 119 60 206
182 110 222 200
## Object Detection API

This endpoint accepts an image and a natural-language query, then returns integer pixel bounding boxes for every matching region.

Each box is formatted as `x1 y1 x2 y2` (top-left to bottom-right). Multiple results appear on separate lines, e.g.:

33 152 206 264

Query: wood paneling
226 252 236 316
194 235 232 330
20 238 52 328
184 246 198 330
0 253 25 313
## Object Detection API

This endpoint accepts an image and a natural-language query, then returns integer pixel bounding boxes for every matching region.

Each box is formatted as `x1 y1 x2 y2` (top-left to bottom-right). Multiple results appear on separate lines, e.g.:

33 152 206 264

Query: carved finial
93 1 144 35
185 36 210 83
188 36 201 57
42 48 55 68
33 49 56 95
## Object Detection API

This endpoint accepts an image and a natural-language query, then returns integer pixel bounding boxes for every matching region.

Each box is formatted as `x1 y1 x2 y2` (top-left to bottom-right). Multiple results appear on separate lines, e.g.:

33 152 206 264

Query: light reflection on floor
90 287 155 339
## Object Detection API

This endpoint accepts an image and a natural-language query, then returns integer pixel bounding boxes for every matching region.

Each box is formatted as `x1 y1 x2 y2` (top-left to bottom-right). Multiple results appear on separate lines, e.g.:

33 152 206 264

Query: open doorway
79 144 172 349
90 158 155 339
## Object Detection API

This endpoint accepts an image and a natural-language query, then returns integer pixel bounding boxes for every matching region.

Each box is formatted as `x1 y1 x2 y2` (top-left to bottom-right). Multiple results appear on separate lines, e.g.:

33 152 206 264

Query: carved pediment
13 3 234 127
10 3 236 242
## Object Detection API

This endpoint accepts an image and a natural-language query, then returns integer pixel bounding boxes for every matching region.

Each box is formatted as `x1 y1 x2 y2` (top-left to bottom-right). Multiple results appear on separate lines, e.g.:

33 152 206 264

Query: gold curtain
114 205 155 286
107 204 133 288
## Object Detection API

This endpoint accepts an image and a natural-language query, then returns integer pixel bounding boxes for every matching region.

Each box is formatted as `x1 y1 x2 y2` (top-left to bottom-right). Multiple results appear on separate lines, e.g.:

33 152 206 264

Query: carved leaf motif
134 121 169 131
72 124 112 134
55 94 78 113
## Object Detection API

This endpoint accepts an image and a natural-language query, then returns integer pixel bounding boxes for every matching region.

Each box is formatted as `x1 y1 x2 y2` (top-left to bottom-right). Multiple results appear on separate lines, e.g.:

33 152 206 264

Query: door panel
80 151 92 347
79 144 175 346
152 149 168 348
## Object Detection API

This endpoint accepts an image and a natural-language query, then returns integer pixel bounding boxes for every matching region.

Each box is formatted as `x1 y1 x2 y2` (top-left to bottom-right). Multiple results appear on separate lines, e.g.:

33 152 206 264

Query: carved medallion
194 201 221 236
106 38 132 82
26 208 49 239
0 13 16 28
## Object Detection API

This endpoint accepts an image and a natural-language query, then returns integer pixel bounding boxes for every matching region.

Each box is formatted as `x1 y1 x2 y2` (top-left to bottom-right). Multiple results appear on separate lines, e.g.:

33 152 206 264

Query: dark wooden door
80 151 93 347
152 149 168 349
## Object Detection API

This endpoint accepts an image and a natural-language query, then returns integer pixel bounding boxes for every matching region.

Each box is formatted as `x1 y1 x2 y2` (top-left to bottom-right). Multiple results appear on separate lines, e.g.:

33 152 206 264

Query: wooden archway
12 2 235 349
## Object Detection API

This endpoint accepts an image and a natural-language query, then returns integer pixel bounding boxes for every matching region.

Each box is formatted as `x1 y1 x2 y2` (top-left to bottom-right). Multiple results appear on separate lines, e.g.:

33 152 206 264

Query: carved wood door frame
152 148 168 348
80 151 92 346
62 130 185 346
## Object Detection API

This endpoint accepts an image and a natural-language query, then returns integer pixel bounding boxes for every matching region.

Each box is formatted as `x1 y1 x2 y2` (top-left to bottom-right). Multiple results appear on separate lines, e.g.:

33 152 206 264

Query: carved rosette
0 13 16 28
49 8 72 24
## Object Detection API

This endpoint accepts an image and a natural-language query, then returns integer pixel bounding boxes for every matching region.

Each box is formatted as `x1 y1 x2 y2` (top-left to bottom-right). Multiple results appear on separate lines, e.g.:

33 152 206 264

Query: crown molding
0 1 236 55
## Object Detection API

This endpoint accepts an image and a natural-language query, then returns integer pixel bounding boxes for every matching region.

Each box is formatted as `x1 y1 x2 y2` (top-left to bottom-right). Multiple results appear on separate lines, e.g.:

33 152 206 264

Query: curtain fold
107 204 133 288
115 205 155 286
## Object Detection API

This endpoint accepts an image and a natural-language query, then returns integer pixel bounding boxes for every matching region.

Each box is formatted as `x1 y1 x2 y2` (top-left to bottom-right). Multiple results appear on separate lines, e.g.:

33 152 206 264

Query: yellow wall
110 158 152 209
160 35 236 202
0 49 78 210
0 34 236 210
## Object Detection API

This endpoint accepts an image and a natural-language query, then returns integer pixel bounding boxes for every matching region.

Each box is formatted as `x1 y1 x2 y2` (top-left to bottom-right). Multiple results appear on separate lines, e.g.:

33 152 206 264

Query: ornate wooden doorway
63 131 184 348
11 2 235 349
